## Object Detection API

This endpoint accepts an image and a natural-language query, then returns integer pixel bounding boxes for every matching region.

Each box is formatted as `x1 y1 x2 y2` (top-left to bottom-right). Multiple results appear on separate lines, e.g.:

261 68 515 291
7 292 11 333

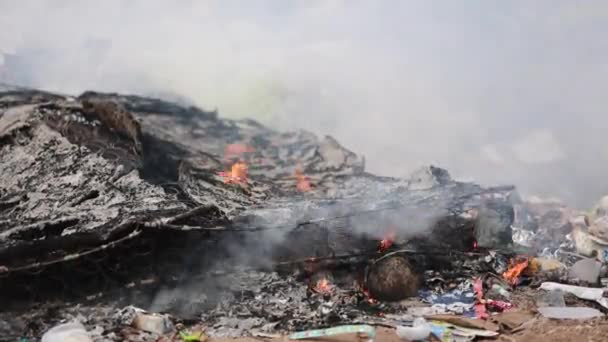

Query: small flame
313 277 334 295
473 240 478 249
220 161 249 184
295 169 312 192
502 257 529 285
362 288 378 304
378 227 396 252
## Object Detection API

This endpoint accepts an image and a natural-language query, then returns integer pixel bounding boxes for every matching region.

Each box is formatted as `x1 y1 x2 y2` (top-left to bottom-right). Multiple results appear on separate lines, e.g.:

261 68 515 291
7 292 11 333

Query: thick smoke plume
2 0 608 207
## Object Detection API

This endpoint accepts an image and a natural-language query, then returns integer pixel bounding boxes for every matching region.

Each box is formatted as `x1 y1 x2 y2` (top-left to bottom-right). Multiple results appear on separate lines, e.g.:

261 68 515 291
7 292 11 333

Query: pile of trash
3 85 608 341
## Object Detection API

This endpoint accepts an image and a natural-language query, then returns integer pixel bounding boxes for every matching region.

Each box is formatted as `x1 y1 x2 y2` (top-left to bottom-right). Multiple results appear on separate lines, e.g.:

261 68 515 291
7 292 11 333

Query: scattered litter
429 323 473 342
489 283 511 299
540 282 608 308
396 318 431 341
429 320 499 340
485 299 513 312
512 227 535 247
7 86 608 341
406 306 448 317
41 322 92 342
538 306 604 319
115 306 174 335
133 313 174 335
571 225 608 261
419 285 476 316
289 325 376 342
179 330 207 342
425 314 499 332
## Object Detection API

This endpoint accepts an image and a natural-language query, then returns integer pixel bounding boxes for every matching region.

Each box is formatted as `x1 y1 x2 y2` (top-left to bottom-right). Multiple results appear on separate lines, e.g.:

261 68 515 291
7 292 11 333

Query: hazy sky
2 0 608 207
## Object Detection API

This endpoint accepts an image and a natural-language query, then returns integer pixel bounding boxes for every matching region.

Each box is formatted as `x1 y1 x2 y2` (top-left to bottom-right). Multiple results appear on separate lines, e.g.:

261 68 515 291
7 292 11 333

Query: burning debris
220 161 249 185
378 226 396 253
503 257 530 286
294 168 312 193
2 85 608 341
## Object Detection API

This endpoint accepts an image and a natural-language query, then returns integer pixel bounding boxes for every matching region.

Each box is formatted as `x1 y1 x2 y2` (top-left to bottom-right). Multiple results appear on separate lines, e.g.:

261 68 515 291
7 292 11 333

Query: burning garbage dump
3 86 608 341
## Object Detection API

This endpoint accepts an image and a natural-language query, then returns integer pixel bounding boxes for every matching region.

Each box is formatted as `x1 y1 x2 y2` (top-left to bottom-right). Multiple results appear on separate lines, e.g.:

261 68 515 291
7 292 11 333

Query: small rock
41 322 93 342
569 258 602 284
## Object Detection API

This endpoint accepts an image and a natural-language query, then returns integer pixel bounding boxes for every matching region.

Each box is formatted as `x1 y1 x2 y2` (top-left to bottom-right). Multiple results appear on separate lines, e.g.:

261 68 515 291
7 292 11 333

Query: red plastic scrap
473 278 489 319
473 278 514 317
486 299 513 312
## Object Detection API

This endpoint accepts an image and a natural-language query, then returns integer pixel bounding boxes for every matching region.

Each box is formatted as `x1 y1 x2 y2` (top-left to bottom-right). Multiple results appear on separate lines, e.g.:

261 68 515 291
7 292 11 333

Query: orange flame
295 169 312 192
220 161 249 184
313 277 334 295
378 227 396 252
502 257 529 285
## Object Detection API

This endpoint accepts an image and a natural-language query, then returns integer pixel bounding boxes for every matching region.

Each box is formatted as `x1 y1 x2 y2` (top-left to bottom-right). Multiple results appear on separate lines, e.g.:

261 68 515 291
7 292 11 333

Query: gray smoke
2 0 608 207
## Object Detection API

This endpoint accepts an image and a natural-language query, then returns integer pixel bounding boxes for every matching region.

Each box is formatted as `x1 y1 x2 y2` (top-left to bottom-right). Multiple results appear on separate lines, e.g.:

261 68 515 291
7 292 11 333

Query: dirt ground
493 317 608 342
